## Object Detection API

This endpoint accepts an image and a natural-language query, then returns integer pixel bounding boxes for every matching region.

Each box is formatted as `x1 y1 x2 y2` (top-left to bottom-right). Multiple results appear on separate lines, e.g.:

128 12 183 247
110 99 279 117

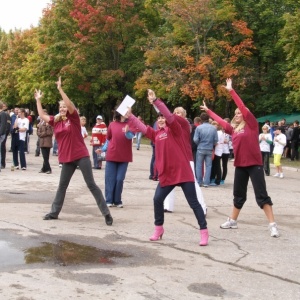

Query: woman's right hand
34 89 42 101
200 100 208 111
147 89 156 104
224 78 233 91
56 76 62 90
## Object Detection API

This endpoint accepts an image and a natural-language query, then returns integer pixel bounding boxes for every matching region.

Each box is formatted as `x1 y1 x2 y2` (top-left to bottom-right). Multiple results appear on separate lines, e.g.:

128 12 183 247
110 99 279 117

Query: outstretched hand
147 89 156 104
200 100 208 112
224 78 233 91
34 89 43 101
56 76 62 90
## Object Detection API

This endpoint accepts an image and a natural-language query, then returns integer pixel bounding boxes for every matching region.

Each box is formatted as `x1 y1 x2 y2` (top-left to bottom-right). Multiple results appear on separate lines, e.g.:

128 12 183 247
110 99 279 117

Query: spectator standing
0 102 10 169
259 125 272 176
210 121 224 186
290 120 300 161
0 101 8 172
193 113 218 187
80 116 88 139
9 107 19 152
135 116 144 150
284 124 293 158
272 126 286 178
200 78 280 238
221 121 231 184
37 112 53 174
12 108 29 170
90 115 107 169
34 78 113 225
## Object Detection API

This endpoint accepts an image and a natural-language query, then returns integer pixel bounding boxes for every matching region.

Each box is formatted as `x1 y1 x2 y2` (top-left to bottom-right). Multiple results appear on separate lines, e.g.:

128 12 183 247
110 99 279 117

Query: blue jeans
105 161 129 205
136 132 142 149
53 139 58 155
196 149 213 185
92 146 101 168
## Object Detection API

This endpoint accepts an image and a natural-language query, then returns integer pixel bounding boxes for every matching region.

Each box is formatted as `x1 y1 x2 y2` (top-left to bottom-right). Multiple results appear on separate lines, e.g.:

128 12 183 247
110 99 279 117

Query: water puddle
0 241 24 266
0 239 130 267
24 240 131 266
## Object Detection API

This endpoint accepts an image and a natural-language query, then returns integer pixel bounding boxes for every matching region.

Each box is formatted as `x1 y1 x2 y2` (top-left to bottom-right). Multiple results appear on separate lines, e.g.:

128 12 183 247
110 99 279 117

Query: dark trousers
221 153 230 181
12 139 26 168
41 147 51 172
290 141 299 160
149 145 158 179
210 155 221 184
48 156 110 218
153 181 207 229
36 137 40 156
261 151 270 176
1 133 8 167
233 166 273 209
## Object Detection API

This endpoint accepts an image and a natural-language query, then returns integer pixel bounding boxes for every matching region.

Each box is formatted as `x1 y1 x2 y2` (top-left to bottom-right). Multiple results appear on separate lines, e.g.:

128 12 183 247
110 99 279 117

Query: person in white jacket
259 125 272 176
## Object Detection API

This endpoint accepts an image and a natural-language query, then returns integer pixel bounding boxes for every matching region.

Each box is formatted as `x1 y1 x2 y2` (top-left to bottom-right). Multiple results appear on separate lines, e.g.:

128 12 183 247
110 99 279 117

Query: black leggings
233 166 273 209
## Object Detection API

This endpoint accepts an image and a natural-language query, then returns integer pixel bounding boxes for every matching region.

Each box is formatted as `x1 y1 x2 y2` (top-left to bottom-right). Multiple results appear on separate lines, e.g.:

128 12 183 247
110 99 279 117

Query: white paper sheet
116 95 136 116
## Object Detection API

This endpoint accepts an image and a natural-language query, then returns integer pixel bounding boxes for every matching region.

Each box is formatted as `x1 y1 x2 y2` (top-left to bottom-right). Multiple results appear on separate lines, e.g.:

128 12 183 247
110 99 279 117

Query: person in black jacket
290 120 300 161
0 101 8 171
0 103 11 168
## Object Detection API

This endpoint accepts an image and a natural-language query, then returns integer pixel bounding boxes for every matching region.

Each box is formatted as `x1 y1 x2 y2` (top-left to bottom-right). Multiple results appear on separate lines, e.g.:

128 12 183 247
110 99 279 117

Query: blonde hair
54 100 67 123
231 108 246 133
174 107 187 117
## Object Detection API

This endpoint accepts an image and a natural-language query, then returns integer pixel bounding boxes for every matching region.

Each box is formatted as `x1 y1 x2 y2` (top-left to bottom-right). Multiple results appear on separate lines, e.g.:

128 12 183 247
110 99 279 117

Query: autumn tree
135 0 255 118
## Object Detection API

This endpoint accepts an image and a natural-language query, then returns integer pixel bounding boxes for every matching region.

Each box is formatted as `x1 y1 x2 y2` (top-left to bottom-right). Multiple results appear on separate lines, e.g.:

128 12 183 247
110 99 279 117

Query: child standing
80 116 88 139
272 126 287 178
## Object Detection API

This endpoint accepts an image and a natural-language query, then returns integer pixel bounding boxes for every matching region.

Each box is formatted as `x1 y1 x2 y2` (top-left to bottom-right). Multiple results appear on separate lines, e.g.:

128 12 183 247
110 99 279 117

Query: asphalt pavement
0 132 299 300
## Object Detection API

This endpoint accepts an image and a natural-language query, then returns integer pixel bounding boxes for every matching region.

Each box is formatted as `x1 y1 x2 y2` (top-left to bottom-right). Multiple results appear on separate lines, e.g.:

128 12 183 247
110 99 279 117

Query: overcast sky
0 0 51 32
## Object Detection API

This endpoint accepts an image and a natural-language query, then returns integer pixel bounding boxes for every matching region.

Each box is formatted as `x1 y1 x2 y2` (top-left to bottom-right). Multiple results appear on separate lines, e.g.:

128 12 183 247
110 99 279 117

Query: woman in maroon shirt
200 78 279 238
35 77 113 226
127 90 208 246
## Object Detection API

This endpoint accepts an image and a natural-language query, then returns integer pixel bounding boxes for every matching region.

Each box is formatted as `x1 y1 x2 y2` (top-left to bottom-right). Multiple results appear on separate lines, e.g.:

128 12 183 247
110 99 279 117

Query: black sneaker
105 214 113 226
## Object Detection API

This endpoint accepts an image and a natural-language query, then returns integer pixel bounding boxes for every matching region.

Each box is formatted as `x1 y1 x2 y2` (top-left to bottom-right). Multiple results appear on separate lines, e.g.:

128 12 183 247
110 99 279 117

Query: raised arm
56 77 75 114
200 100 233 134
147 89 175 124
34 89 50 123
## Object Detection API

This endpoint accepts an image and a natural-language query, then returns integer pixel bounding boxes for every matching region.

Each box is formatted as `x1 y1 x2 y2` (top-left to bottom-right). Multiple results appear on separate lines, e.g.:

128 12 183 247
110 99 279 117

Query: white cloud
0 0 51 32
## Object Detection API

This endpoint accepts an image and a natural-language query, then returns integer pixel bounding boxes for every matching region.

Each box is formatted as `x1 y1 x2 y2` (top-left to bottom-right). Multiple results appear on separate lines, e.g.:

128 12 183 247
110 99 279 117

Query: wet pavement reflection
24 240 131 266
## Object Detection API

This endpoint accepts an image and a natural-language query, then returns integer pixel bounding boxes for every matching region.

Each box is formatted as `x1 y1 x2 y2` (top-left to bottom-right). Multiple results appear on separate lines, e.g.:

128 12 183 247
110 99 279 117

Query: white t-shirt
215 130 224 157
222 133 230 154
81 126 88 138
259 133 272 152
17 117 29 141
273 133 286 155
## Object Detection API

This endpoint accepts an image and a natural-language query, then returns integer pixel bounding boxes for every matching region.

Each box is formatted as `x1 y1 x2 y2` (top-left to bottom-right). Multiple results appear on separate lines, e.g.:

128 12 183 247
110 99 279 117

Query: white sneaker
273 173 280 177
116 204 123 208
107 203 113 207
279 173 284 178
269 223 280 237
220 217 238 229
